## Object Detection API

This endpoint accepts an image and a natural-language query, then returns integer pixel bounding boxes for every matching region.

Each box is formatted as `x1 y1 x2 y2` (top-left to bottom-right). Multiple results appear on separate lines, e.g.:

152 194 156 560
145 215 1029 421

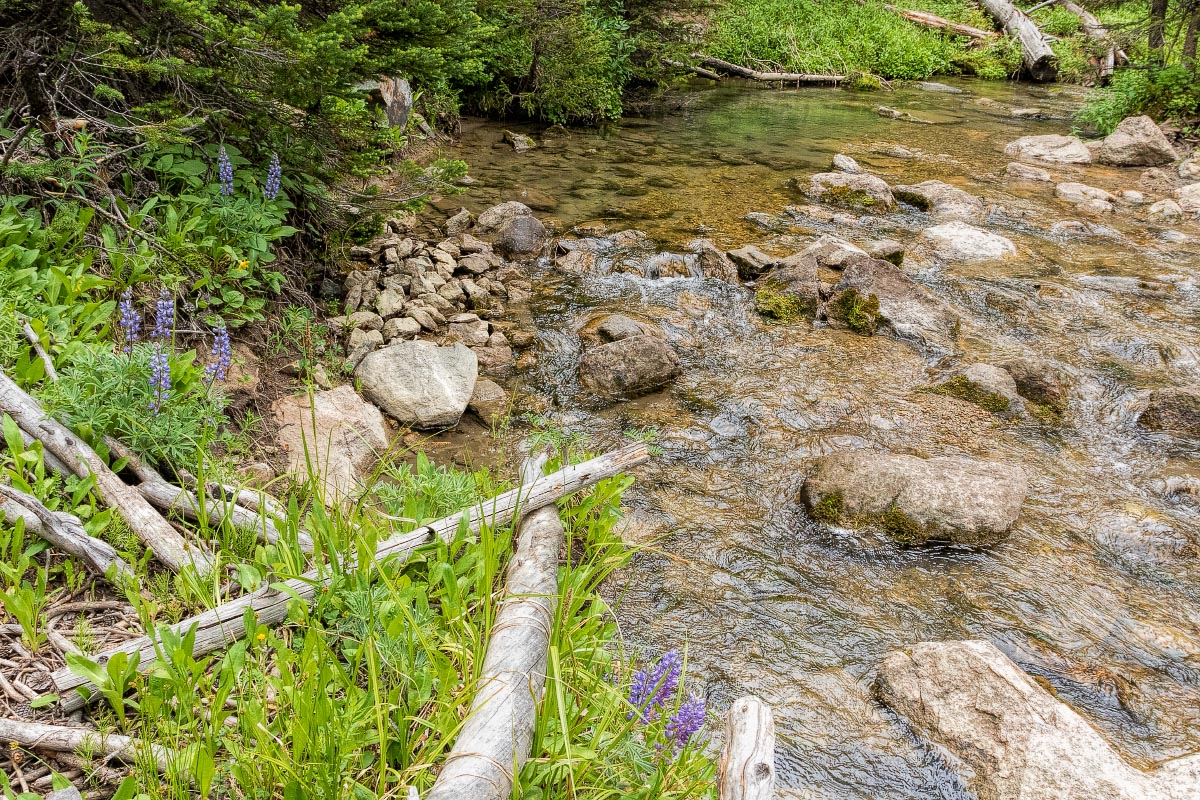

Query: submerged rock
503 130 537 153
756 253 820 321
801 450 1027 545
827 258 958 352
831 153 864 174
1055 182 1116 205
355 341 477 429
892 180 985 221
1095 115 1177 167
1138 387 1200 437
933 363 1023 415
271 386 389 502
1005 161 1052 181
580 313 657 345
579 335 680 399
1001 356 1069 413
921 221 1016 261
807 172 895 210
875 640 1200 800
1004 134 1092 164
496 214 547 257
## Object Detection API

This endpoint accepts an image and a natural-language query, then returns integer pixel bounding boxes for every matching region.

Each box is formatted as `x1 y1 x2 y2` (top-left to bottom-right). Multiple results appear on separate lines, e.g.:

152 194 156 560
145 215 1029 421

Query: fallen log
0 372 213 575
883 5 997 40
718 696 776 800
0 717 176 773
1056 0 1127 80
0 484 135 585
692 54 845 83
46 443 650 712
425 455 561 800
980 0 1058 81
665 58 723 81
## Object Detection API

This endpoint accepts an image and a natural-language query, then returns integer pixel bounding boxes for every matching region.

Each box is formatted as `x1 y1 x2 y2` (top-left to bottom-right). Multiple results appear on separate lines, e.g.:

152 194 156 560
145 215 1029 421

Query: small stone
1139 387 1200 437
807 172 895 210
503 130 537 153
346 310 384 332
727 245 775 279
472 344 515 375
1055 182 1116 204
579 335 680 399
1177 183 1200 215
238 462 276 489
831 154 864 174
1077 198 1114 215
1005 162 1052 181
468 378 510 426
1148 199 1184 222
921 221 1016 261
407 307 440 332
447 317 491 347
383 316 421 341
1118 189 1146 204
866 239 905 265
477 201 532 233
375 288 407 318
509 329 537 348
446 208 472 235
346 327 383 368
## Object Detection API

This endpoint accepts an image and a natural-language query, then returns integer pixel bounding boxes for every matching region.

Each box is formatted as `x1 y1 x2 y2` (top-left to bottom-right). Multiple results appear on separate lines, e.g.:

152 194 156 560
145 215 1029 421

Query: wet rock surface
808 172 896 210
828 257 958 352
1005 134 1092 164
921 220 1016 261
1138 387 1200 437
1095 115 1178 167
578 335 681 399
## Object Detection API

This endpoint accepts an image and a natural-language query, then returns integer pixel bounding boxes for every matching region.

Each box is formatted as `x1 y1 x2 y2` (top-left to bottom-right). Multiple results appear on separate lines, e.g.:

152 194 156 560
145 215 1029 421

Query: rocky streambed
313 80 1200 799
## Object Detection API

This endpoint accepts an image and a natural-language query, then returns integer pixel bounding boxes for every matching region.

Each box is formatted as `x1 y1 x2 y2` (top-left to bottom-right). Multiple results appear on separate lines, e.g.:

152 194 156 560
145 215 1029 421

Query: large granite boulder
355 341 477 429
1004 134 1092 164
875 640 1200 800
496 214 547 257
475 201 532 234
807 172 896 210
271 386 389 502
1095 115 1177 167
579 335 680 399
800 450 1027 545
1138 387 1200 437
827 258 959 352
892 180 986 222
921 221 1016 261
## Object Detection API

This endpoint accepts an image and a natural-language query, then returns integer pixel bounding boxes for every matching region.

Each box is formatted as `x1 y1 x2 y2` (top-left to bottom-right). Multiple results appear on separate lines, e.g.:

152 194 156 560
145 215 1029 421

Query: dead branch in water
691 54 845 84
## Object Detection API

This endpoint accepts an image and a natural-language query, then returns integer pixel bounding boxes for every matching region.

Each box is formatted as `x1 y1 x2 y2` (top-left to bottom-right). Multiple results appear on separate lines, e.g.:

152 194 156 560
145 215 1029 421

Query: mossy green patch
844 72 883 91
810 491 844 524
930 374 1010 413
828 288 880 335
1029 402 1064 426
878 505 927 545
820 185 876 207
755 282 813 323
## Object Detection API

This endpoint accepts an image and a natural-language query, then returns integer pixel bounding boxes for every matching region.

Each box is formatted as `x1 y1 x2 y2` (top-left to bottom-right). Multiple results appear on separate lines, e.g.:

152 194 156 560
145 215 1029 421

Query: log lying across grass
692 54 845 84
1056 0 1127 81
0 371 214 575
0 718 175 773
718 696 776 800
46 443 651 713
883 5 997 40
425 455 561 800
980 0 1057 81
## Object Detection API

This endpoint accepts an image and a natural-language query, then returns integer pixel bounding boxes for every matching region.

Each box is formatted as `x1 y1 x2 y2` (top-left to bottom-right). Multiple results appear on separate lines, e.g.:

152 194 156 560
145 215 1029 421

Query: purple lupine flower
217 146 234 196
204 322 232 383
148 347 171 415
628 649 682 721
263 153 282 200
118 288 140 353
665 693 706 752
150 289 174 341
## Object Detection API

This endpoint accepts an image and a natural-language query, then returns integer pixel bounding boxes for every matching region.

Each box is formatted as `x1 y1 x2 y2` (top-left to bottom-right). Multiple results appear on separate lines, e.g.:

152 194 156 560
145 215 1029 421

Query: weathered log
665 58 723 81
425 455 561 800
0 718 175 773
1056 0 1127 80
980 0 1058 81
883 5 997 40
46 443 650 712
0 484 135 585
718 696 776 800
692 54 845 83
137 480 313 552
0 371 213 574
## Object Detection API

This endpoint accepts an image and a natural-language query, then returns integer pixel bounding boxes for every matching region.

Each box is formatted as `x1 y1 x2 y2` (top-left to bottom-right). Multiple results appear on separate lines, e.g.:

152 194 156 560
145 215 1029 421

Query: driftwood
980 0 1058 81
425 455 562 800
718 696 776 800
883 5 997 40
665 58 724 81
1056 0 1127 80
0 717 175 773
692 54 845 84
47 443 650 712
0 371 213 574
0 485 135 584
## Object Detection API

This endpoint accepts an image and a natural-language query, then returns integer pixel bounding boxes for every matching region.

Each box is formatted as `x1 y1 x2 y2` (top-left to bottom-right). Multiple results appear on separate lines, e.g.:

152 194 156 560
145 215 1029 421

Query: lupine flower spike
264 153 282 200
628 649 682 721
666 693 706 752
149 348 171 415
205 322 232 384
217 146 234 196
118 288 140 353
150 289 174 341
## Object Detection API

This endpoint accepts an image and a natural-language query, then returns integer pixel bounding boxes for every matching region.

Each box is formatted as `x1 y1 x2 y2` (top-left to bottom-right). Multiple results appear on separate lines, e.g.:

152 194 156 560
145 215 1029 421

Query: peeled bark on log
46 443 650 712
692 54 845 83
980 0 1057 81
0 371 213 574
1056 0 1127 80
883 5 997 40
718 696 776 800
0 485 135 585
425 455 560 800
0 718 175 773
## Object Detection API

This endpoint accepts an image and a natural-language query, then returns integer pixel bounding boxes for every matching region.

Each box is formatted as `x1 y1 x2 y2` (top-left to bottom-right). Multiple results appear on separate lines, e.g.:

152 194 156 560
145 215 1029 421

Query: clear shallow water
447 81 1200 799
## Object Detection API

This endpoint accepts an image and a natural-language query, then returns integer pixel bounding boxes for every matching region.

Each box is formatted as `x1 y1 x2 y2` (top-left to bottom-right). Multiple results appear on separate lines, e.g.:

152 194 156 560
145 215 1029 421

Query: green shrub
1078 66 1200 134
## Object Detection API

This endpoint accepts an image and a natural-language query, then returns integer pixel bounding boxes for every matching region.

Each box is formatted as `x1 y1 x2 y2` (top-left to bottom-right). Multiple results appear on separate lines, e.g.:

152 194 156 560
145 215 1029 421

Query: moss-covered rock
930 374 1011 414
755 283 814 323
828 288 881 335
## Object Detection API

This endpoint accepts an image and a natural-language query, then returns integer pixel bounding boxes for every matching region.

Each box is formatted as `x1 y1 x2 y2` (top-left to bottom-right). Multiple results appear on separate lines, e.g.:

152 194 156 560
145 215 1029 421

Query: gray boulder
1178 183 1200 215
892 180 985 222
468 378 509 426
1055 182 1117 204
1005 162 1052 181
921 221 1016 261
1096 115 1177 167
807 172 895 210
831 154 864 174
727 245 775 279
579 335 680 399
497 214 547 257
1148 199 1184 222
355 341 477 429
271 386 389 502
1138 387 1200 437
800 450 1027 545
876 640 1200 800
1004 134 1092 164
476 201 532 233
828 258 958 352
1001 356 1068 412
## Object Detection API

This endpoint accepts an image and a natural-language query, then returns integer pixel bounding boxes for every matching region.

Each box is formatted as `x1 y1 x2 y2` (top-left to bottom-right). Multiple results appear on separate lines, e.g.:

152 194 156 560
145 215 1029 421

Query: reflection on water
448 80 1200 799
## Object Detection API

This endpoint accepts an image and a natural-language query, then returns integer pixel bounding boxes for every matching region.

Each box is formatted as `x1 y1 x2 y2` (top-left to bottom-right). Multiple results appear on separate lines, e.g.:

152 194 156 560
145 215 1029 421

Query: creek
445 79 1200 799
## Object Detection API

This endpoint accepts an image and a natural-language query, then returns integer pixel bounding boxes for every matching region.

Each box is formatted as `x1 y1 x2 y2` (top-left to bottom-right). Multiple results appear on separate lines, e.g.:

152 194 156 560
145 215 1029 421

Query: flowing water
446 80 1200 798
